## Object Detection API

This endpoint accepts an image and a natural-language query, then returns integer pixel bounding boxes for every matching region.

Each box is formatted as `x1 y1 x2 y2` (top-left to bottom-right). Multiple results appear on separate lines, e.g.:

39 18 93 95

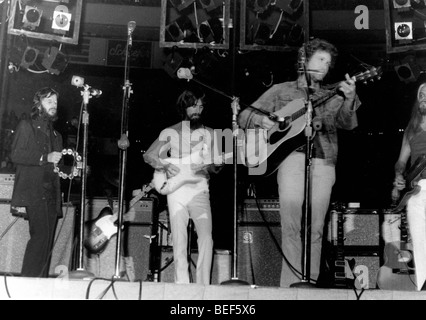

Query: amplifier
0 174 14 201
132 198 155 224
327 208 381 247
239 198 280 224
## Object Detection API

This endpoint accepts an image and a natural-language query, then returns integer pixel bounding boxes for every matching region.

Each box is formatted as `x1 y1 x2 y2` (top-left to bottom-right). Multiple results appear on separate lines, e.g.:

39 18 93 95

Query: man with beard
143 87 222 284
10 87 63 278
238 38 361 287
392 82 426 291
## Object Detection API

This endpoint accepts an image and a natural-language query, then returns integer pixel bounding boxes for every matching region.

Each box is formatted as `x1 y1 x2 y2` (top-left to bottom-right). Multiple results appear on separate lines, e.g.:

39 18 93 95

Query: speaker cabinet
237 224 282 287
237 198 282 287
344 255 381 289
123 223 155 281
0 203 29 275
0 203 75 276
159 247 231 284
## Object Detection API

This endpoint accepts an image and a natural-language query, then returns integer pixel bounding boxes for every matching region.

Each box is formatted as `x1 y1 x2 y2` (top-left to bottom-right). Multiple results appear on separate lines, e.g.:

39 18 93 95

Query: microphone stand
290 69 316 289
113 25 134 280
68 86 95 280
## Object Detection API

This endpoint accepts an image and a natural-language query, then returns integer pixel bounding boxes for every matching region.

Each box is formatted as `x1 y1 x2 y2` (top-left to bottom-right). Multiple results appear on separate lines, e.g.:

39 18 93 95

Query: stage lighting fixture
52 5 72 32
22 6 42 30
42 46 69 75
169 0 195 11
20 46 39 69
395 22 413 40
166 21 184 42
394 56 420 83
199 21 215 43
199 0 223 12
393 0 411 10
163 50 184 78
253 0 271 14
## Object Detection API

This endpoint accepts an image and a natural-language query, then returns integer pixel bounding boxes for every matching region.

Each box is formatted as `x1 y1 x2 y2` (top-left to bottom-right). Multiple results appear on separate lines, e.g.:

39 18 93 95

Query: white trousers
406 179 426 291
167 180 213 285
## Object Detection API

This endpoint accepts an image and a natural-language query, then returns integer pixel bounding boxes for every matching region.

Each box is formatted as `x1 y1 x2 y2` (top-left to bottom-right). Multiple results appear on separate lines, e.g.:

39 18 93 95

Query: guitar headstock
353 66 382 85
231 97 240 115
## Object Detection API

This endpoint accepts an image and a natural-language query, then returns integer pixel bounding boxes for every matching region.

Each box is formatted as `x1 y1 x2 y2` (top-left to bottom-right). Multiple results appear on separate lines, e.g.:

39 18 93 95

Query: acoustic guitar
84 183 153 254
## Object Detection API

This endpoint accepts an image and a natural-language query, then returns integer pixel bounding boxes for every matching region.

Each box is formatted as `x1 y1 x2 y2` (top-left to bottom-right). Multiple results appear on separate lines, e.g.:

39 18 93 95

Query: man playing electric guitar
238 38 362 287
392 82 426 291
143 87 223 285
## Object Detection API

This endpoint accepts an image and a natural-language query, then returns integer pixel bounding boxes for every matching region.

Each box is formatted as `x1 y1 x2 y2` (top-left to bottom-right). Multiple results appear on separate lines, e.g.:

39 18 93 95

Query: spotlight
169 0 196 11
52 5 72 33
199 17 223 43
163 50 184 78
20 46 39 69
394 22 413 40
42 47 69 75
22 6 42 30
166 21 184 42
394 56 420 83
166 15 196 42
393 0 411 9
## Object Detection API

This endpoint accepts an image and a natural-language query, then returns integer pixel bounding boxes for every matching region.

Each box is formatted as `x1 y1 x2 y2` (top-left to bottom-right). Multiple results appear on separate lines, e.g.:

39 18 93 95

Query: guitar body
376 241 416 291
153 152 232 195
245 99 312 177
84 206 116 254
84 184 154 254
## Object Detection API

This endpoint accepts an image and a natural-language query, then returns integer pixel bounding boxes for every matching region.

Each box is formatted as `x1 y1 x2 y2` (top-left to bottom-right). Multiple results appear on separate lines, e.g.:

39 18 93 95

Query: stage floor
1 276 426 300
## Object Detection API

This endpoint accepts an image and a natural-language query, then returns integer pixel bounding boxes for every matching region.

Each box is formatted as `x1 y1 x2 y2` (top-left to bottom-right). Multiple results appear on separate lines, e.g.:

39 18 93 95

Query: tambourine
53 148 82 179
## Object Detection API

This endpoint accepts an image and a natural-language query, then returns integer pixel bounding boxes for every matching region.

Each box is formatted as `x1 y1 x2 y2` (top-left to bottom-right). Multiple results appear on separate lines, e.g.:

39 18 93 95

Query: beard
188 114 203 129
39 107 58 122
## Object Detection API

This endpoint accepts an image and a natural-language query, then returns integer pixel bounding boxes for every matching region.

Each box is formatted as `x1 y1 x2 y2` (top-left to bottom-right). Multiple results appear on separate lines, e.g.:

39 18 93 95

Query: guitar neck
405 155 426 185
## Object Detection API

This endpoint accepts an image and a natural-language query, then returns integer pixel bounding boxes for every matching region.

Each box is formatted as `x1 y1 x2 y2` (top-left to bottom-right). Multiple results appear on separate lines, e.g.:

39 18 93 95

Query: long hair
30 87 59 120
176 88 205 120
405 83 426 141
297 38 338 70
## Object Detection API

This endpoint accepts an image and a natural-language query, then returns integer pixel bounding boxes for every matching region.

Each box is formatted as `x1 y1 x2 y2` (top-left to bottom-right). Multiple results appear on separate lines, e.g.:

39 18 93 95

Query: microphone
89 88 102 97
128 21 136 46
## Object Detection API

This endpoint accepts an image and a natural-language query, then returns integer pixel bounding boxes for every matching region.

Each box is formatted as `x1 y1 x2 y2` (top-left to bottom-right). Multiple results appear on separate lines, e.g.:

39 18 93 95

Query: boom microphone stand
113 20 136 279
290 66 316 289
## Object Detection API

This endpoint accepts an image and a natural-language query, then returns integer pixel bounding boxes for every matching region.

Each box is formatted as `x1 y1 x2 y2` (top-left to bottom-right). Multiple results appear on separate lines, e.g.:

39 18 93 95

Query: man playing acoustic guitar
392 82 426 291
238 38 362 287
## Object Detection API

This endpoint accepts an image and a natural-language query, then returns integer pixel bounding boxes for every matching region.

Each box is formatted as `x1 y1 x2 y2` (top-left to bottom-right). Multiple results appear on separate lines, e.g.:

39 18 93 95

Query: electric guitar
376 208 416 291
153 151 233 195
244 66 382 177
84 183 154 254
318 202 355 288
389 154 426 214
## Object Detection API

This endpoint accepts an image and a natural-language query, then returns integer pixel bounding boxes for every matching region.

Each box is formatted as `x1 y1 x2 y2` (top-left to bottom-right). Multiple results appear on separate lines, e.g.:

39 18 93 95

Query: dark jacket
10 118 63 217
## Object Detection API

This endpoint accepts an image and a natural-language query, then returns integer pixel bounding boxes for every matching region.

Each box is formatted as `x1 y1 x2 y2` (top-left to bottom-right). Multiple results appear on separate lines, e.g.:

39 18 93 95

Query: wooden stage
1 276 426 300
